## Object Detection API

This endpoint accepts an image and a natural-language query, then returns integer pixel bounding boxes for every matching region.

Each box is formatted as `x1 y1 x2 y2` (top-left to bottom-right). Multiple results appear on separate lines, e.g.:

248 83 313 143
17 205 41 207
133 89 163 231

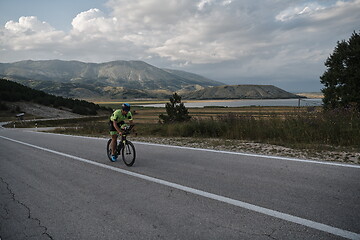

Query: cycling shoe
111 155 117 162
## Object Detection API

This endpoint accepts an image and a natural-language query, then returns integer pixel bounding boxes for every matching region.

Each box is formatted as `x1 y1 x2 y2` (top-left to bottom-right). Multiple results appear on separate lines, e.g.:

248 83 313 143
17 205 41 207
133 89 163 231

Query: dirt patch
6 102 81 119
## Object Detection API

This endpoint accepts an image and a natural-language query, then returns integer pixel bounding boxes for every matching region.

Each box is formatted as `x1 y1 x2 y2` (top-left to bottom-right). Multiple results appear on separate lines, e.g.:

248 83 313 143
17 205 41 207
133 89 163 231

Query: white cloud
5 16 54 33
71 8 118 35
197 0 215 10
0 0 359 91
104 0 267 63
1 16 65 51
275 3 326 22
107 0 194 29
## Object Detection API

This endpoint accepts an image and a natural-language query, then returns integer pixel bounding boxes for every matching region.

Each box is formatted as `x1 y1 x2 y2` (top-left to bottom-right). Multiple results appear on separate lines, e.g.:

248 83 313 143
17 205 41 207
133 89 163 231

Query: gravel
132 136 360 165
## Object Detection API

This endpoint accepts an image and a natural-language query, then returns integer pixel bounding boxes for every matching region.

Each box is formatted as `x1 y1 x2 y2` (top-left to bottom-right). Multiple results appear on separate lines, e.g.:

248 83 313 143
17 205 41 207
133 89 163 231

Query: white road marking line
1 135 359 239
24 130 360 169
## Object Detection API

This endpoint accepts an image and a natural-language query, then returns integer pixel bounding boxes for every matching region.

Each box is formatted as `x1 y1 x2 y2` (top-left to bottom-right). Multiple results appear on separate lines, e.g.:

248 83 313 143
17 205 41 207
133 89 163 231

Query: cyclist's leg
110 133 118 155
109 120 119 156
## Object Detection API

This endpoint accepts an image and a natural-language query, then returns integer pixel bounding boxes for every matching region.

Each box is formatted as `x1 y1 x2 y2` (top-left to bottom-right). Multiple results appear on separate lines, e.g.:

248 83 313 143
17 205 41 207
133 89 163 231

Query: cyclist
109 103 134 162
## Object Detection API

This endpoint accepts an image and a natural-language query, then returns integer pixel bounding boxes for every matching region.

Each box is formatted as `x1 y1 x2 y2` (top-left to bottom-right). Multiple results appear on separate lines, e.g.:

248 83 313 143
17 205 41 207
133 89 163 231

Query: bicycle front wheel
122 140 136 166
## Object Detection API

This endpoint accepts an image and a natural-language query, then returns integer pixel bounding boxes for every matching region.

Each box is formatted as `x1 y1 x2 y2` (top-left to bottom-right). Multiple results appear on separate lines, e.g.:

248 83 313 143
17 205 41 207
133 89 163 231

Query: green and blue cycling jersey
110 109 133 122
109 110 133 135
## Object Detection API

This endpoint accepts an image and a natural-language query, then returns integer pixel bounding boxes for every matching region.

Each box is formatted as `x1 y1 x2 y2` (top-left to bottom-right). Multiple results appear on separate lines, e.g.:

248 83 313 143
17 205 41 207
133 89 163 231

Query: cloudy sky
1 0 359 92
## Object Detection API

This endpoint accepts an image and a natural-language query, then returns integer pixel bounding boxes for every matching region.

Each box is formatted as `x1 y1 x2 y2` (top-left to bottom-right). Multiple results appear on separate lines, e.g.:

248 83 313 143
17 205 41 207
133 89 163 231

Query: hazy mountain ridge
0 60 300 100
0 60 223 99
0 60 221 88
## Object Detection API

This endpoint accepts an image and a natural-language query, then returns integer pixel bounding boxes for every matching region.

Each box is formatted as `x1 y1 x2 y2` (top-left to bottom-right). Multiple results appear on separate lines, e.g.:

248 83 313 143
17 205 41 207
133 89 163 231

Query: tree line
0 79 110 115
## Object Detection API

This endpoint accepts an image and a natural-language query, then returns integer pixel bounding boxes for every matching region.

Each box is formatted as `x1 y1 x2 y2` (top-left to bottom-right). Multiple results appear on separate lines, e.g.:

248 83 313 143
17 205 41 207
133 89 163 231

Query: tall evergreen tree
320 31 360 111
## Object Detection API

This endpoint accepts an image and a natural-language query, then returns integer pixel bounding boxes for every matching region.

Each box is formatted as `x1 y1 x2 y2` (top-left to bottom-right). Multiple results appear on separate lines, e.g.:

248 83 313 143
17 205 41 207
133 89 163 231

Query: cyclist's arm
129 120 135 130
112 120 122 135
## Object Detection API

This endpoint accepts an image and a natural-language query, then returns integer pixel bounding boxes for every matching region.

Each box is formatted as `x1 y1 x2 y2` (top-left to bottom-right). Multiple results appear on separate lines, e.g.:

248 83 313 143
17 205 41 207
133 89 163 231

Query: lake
140 98 323 108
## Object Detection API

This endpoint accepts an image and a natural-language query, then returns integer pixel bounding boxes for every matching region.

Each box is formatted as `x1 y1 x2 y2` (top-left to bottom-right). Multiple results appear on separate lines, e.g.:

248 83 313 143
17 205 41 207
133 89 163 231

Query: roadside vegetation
8 104 358 150
152 107 360 149
0 79 111 115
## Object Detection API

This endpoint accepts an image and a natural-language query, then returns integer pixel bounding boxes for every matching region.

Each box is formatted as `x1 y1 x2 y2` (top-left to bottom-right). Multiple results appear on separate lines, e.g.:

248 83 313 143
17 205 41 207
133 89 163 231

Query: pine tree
320 31 360 111
159 93 191 123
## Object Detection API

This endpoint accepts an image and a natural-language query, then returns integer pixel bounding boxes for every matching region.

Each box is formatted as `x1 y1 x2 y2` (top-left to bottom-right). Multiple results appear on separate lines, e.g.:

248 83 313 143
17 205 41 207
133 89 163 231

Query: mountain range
0 60 223 99
182 85 301 99
0 60 300 100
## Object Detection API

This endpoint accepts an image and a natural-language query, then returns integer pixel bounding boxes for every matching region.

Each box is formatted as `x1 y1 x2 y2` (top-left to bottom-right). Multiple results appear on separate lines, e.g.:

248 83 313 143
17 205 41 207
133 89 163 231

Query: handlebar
121 125 135 135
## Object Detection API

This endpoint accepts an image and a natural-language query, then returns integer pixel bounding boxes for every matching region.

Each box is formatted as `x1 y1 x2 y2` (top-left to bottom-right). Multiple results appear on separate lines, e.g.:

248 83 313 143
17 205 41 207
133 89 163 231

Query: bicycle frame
116 134 127 153
117 128 131 151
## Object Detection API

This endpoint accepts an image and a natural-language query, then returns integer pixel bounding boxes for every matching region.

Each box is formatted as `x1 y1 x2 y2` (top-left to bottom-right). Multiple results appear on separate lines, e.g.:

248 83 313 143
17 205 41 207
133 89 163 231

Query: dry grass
98 105 321 122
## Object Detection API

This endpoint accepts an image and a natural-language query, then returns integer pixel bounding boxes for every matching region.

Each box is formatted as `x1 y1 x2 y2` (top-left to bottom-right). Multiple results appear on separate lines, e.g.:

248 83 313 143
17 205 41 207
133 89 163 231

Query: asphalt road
0 128 359 240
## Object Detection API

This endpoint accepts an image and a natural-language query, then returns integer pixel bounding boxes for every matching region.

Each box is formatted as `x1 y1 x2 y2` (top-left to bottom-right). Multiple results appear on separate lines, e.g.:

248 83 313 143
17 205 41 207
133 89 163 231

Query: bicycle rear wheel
122 140 136 166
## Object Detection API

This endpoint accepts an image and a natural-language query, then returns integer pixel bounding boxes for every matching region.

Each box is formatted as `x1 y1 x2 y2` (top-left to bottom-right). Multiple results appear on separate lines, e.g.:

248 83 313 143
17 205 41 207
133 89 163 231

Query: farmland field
96 100 322 123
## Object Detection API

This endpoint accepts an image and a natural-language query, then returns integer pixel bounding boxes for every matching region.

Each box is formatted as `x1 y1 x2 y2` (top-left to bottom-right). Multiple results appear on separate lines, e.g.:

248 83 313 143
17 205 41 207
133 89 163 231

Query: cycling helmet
122 103 131 112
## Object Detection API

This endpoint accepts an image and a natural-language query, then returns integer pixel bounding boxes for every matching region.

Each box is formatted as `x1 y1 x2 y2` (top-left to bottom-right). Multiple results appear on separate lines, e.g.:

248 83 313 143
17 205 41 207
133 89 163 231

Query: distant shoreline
128 98 323 108
93 96 323 105
296 92 323 99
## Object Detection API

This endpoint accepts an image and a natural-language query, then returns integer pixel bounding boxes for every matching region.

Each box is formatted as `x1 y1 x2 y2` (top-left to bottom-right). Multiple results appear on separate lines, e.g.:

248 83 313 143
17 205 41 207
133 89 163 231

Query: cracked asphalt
0 177 52 240
0 128 359 239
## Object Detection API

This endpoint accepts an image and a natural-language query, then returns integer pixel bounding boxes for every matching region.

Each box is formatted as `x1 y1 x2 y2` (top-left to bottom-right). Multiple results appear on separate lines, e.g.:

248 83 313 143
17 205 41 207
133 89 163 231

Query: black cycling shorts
108 120 125 131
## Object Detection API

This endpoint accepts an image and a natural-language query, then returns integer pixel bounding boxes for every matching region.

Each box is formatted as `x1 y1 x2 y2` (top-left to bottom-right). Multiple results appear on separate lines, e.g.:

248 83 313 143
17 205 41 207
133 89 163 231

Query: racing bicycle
106 126 136 166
